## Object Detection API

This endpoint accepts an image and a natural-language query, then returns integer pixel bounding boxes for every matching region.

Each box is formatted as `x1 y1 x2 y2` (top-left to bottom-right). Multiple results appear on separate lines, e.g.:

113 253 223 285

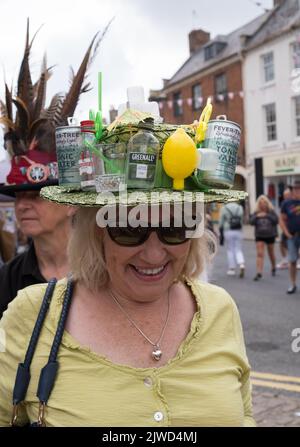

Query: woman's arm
0 291 33 426
231 300 256 427
249 213 257 226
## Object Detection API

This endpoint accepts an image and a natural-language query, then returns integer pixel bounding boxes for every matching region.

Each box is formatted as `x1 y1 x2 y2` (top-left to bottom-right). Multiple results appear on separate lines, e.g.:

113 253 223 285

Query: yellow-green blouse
0 278 255 427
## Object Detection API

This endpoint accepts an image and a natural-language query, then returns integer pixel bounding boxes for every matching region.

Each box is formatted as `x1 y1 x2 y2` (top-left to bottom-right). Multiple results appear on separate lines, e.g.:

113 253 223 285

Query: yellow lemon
162 128 198 190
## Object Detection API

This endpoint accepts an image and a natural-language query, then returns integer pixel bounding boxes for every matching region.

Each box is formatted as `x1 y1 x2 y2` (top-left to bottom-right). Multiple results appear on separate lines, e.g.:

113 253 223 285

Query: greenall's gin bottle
125 119 160 189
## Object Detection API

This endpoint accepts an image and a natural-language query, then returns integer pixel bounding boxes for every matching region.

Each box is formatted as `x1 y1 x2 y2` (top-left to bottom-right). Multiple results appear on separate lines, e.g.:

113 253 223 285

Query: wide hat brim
0 179 59 197
40 185 248 207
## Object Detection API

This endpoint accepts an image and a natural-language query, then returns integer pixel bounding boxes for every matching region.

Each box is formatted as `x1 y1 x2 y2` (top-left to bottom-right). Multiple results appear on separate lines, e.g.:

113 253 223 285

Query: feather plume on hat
0 18 111 194
0 18 111 158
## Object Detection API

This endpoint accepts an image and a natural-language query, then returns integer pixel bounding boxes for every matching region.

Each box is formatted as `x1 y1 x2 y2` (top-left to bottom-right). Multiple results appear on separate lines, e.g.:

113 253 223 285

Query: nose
139 231 168 264
15 195 33 213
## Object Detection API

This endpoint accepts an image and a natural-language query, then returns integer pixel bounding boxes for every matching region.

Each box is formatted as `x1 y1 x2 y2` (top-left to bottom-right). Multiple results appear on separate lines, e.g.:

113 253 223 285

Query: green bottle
125 119 160 189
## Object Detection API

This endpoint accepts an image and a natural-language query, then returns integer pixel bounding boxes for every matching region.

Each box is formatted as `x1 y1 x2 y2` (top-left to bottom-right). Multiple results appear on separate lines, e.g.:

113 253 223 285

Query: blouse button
154 411 164 422
143 377 153 387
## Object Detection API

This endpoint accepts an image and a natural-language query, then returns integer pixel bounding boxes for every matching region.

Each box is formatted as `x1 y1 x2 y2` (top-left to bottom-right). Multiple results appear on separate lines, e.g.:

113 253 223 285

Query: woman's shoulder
0 278 67 333
186 278 247 351
186 277 237 311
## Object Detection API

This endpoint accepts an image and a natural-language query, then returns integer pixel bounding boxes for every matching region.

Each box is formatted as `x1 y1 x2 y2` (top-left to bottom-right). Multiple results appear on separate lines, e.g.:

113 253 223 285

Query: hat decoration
0 19 109 194
40 84 247 207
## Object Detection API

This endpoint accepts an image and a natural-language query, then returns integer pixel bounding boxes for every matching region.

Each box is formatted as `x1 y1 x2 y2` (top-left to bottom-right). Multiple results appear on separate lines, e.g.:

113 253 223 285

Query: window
173 92 183 117
292 41 300 70
294 96 300 137
204 42 227 61
204 45 214 61
264 103 277 141
262 52 274 83
215 73 227 96
192 84 202 110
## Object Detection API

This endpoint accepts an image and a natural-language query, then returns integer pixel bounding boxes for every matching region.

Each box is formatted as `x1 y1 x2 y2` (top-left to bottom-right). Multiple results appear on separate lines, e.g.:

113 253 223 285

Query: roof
166 11 271 88
243 0 300 51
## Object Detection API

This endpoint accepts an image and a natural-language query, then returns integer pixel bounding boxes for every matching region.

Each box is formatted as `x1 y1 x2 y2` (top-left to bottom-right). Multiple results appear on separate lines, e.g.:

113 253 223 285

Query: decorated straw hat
0 20 105 196
40 106 248 207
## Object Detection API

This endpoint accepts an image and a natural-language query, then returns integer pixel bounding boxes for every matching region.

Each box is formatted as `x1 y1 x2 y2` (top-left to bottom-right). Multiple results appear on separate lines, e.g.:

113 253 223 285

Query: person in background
0 207 16 264
277 187 293 269
280 182 300 294
0 191 75 318
219 202 245 277
250 195 278 281
0 23 102 318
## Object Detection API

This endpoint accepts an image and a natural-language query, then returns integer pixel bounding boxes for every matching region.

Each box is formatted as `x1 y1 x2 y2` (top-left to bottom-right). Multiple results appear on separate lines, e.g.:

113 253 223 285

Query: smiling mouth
130 263 168 277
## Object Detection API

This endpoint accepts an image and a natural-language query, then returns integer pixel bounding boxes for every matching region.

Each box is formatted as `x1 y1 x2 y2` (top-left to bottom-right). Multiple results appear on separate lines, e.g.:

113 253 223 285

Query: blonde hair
68 207 217 293
254 195 274 213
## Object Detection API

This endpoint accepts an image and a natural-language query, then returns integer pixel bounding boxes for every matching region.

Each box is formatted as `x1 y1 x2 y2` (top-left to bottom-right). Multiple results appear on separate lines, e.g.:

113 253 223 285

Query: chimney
109 107 118 124
189 29 210 55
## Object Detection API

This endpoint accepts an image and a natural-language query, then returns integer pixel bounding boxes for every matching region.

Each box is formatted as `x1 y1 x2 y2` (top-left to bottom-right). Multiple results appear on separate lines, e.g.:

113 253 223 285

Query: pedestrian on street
277 187 292 270
250 195 278 281
279 182 300 294
219 202 245 277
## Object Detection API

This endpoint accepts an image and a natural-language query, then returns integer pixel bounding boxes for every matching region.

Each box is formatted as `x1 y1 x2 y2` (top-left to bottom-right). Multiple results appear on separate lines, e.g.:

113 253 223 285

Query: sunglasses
107 223 196 246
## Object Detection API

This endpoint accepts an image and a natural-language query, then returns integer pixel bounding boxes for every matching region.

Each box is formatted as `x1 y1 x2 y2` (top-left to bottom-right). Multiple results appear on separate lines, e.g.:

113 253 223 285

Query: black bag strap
11 277 74 427
12 278 57 407
226 206 239 218
36 277 74 409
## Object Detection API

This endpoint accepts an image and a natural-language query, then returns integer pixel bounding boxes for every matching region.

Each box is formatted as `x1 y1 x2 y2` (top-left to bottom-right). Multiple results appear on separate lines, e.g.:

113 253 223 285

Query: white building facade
243 0 300 212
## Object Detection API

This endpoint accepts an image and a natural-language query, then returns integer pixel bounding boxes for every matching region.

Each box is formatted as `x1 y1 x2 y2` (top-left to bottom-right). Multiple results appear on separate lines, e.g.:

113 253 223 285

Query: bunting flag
158 90 244 110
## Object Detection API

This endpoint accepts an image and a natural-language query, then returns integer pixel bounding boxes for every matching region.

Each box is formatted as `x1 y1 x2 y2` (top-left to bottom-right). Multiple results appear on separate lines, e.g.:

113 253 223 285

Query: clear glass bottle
79 120 96 191
125 119 160 189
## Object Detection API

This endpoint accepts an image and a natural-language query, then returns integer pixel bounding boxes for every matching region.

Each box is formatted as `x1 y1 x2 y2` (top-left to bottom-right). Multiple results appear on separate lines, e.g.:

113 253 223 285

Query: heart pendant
152 348 162 361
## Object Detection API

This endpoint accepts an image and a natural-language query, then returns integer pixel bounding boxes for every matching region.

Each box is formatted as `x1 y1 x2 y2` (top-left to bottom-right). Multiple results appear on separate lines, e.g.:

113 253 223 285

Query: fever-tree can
202 115 241 189
55 126 82 187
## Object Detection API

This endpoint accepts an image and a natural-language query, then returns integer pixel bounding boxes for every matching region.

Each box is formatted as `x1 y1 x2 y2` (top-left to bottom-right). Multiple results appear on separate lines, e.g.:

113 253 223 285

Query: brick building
150 12 271 192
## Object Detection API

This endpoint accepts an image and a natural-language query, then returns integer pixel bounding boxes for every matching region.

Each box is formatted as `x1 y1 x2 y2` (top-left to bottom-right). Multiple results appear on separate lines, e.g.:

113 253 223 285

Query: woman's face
102 228 191 303
259 199 268 212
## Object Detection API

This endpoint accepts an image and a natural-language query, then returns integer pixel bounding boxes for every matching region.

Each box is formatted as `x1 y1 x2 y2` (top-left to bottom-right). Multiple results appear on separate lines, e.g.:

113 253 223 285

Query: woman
250 195 278 281
219 201 245 278
0 197 255 427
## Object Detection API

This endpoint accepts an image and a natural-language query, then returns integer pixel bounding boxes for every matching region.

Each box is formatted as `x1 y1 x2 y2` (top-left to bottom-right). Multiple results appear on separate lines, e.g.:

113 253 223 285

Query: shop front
263 152 300 211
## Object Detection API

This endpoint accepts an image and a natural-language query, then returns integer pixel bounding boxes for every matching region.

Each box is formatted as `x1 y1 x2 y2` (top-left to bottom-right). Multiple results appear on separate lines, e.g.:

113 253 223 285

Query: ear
66 206 78 218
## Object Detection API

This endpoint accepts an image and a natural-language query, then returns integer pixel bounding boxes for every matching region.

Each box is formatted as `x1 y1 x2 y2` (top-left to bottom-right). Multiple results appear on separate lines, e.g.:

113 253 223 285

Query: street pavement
209 228 300 426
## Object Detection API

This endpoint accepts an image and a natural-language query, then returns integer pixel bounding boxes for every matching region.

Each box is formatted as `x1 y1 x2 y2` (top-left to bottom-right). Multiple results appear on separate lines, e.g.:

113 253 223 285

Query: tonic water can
55 125 82 187
202 115 241 188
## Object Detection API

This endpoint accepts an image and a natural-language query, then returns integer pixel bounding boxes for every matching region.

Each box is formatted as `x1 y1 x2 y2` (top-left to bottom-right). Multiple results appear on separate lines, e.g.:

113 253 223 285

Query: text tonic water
55 126 82 187
202 115 241 189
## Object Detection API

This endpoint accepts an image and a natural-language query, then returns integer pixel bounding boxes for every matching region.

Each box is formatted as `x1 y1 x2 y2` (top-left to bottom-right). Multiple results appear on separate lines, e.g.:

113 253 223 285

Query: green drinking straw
84 140 118 174
96 72 103 140
89 109 96 121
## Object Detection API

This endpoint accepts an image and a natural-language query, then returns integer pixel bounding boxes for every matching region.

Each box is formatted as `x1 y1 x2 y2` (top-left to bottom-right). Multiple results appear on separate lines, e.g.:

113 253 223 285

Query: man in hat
280 182 300 294
0 22 102 318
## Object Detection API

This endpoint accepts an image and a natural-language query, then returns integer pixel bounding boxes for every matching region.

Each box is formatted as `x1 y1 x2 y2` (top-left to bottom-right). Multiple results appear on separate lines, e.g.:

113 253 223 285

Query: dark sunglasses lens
107 226 148 246
159 226 189 244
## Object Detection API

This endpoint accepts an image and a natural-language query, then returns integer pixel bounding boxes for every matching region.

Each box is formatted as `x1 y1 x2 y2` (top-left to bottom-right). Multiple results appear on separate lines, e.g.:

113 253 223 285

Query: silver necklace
109 290 170 361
